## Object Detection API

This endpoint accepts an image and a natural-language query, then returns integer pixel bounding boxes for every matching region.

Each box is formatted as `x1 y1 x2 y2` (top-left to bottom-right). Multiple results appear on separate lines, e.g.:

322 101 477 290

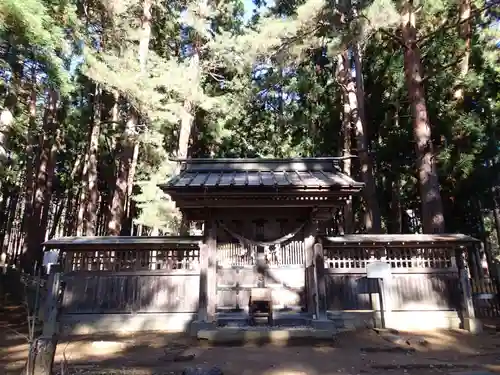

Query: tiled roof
161 158 364 190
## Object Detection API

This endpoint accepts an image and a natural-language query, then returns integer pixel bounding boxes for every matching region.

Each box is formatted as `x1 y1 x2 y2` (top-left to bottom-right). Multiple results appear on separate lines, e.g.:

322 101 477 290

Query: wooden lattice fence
470 278 500 318
61 246 200 314
323 245 461 311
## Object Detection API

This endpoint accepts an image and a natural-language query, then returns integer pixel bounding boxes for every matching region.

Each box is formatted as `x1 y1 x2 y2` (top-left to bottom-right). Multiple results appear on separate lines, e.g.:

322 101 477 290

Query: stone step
216 311 312 327
197 326 336 345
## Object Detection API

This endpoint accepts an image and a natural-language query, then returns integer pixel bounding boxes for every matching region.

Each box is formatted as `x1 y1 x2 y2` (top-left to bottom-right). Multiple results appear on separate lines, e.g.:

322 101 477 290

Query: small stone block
406 336 429 346
463 318 483 334
381 333 407 346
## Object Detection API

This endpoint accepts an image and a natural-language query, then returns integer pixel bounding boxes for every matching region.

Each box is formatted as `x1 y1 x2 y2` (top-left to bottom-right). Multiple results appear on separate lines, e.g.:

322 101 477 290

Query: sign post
366 261 392 329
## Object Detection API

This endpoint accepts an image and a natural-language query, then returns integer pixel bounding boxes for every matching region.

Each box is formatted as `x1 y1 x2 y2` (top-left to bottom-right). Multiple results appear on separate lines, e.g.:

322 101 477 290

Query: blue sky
244 0 257 17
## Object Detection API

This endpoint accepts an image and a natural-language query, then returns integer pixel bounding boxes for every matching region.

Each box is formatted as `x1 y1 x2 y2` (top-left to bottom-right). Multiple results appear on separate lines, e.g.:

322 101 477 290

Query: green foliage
0 0 499 239
0 0 76 93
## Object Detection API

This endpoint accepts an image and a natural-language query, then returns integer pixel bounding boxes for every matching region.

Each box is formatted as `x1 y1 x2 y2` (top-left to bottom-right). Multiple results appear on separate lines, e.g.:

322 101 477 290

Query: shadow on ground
3 291 500 375
4 325 500 375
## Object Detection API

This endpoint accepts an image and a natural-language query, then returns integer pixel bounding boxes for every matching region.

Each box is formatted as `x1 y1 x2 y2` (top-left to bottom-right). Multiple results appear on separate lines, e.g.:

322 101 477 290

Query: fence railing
470 277 500 318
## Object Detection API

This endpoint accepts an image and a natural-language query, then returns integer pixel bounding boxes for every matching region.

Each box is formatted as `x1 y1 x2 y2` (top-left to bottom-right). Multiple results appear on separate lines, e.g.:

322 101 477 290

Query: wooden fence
470 278 500 318
323 245 462 312
61 245 200 315
38 237 204 333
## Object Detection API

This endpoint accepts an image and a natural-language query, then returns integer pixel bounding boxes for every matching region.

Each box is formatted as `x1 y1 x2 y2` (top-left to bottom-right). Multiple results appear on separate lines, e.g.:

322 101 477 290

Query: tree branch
422 52 466 82
417 0 500 47
359 14 406 47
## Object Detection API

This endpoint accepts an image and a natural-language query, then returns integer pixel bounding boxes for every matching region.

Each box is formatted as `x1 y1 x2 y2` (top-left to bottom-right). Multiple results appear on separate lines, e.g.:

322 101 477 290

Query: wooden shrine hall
43 157 482 335
160 157 364 328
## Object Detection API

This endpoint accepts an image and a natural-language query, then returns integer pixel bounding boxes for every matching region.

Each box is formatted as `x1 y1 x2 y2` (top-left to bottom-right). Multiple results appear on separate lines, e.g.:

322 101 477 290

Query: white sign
366 261 392 279
43 250 59 274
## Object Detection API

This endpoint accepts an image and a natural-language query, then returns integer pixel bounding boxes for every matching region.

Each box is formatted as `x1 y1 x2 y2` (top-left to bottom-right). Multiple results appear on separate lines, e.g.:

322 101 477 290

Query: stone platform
216 310 312 327
197 325 336 345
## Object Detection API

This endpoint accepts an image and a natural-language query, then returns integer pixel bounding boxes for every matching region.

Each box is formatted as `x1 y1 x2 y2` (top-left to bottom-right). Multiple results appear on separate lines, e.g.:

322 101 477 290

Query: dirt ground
2 300 500 375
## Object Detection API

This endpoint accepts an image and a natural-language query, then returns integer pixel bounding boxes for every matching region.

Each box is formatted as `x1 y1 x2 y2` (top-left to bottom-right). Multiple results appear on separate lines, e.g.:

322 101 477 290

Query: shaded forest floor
2 296 500 375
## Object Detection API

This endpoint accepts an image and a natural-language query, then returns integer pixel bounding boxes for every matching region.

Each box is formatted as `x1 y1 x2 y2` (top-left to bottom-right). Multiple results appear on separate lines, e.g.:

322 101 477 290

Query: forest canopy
0 0 499 271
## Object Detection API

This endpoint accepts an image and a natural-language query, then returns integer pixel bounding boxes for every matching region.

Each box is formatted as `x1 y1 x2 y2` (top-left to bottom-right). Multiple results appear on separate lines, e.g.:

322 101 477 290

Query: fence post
42 266 61 337
25 266 61 375
459 264 482 334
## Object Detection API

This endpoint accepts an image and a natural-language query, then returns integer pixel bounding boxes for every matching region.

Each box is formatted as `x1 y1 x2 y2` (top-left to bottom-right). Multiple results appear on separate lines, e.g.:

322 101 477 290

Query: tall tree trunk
21 67 38 239
390 178 403 233
0 184 12 249
138 0 151 74
454 0 471 101
76 150 89 235
176 48 200 162
97 194 107 235
22 90 59 272
4 187 19 252
48 198 65 239
108 115 137 235
39 123 62 242
401 2 445 233
389 103 403 234
178 101 194 161
84 84 102 236
349 45 382 233
108 0 151 235
58 154 82 237
338 52 353 234
125 142 139 220
65 189 80 236
177 99 195 236
105 90 120 230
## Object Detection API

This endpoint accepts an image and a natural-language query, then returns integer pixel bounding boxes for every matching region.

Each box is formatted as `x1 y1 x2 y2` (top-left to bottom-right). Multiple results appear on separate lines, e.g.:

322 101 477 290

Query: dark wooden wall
62 271 200 314
60 247 200 315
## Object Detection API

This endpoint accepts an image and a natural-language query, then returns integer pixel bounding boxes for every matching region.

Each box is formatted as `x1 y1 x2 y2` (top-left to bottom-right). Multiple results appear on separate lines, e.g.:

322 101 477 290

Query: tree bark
176 49 200 163
76 150 89 236
51 154 81 239
39 127 62 243
84 83 102 236
125 142 139 222
349 44 382 233
1 186 19 252
454 0 471 101
338 52 353 234
0 184 9 243
108 115 137 235
108 0 151 235
401 2 445 233
105 90 120 230
21 336 57 375
21 68 38 240
22 90 59 272
48 199 65 240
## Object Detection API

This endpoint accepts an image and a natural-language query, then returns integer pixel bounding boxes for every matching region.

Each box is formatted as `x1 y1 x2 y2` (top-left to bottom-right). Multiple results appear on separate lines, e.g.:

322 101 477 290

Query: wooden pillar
314 241 327 319
458 248 482 333
304 219 318 316
199 218 217 323
42 266 61 335
25 266 61 375
198 242 208 322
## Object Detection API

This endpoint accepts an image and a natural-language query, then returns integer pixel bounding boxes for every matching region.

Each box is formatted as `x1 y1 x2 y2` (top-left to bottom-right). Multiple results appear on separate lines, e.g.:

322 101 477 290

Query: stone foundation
59 313 197 335
328 310 462 331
